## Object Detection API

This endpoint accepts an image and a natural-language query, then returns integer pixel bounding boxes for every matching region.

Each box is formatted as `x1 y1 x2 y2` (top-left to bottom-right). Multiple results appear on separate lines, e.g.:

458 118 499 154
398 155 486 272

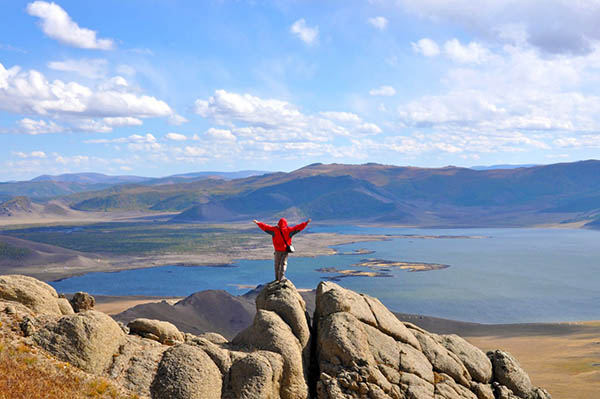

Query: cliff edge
0 274 551 399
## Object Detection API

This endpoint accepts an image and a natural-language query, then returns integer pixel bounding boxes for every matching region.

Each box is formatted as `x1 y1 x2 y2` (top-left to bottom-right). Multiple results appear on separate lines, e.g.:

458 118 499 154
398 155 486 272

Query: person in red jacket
253 217 311 281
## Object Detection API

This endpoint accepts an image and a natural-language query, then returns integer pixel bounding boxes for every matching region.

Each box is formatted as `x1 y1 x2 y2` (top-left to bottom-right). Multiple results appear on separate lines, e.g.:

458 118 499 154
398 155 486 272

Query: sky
2 0 600 180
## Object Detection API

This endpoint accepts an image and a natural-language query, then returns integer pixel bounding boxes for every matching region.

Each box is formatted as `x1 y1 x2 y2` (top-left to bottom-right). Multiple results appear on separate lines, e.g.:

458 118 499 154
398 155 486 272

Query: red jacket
256 218 309 252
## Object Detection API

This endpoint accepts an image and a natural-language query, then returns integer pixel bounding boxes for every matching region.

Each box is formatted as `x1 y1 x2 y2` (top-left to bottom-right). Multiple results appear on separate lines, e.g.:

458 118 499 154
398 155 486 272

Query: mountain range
2 160 600 228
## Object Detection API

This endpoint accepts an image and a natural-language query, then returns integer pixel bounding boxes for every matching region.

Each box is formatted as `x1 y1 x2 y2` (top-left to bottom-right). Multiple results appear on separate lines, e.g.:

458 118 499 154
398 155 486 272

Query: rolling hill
2 161 600 227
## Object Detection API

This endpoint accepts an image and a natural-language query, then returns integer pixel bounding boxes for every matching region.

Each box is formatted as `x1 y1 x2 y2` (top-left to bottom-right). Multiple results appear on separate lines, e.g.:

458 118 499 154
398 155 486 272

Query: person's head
277 218 288 228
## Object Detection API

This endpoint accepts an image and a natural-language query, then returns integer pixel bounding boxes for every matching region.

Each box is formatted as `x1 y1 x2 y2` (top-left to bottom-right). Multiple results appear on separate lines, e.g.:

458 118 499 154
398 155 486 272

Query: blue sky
2 0 600 180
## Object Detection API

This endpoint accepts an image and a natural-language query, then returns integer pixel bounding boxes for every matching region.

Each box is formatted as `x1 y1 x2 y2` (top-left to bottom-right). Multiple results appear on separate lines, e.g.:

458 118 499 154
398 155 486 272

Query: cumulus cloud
169 114 188 125
87 133 157 145
0 62 173 129
205 128 236 141
17 118 64 134
290 19 319 45
55 154 89 165
319 111 362 123
13 150 47 158
398 0 600 55
27 1 114 50
102 117 143 127
397 41 600 154
194 90 302 128
443 39 492 64
165 132 187 141
369 85 396 96
411 38 440 57
194 90 383 143
367 16 388 30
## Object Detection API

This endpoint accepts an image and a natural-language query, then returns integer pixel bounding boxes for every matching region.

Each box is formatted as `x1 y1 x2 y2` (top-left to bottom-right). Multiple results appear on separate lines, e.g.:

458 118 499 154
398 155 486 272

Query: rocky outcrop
151 343 222 399
33 310 126 374
128 318 185 345
489 350 551 399
0 274 551 399
314 281 550 399
0 274 63 315
70 291 95 312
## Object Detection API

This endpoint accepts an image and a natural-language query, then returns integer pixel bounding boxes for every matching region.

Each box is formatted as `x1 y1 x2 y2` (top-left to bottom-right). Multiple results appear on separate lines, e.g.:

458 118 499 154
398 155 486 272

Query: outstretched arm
290 219 311 236
254 220 275 234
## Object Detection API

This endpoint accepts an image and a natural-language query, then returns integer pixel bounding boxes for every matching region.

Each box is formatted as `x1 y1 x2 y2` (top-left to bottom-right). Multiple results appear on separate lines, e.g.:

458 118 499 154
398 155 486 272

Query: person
253 217 311 281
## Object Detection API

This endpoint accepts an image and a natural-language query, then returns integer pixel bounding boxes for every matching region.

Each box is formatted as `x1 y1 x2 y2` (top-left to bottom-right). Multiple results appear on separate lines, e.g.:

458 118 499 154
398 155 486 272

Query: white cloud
48 58 108 79
369 85 396 96
319 111 362 123
411 38 440 57
397 41 600 155
290 19 319 45
102 117 143 127
443 39 491 64
367 16 388 30
166 132 187 141
17 118 64 135
194 90 383 142
26 1 114 50
554 135 600 148
357 123 382 134
398 0 600 55
194 89 302 128
205 128 236 141
0 63 173 121
13 150 47 159
169 114 188 125
55 154 89 165
86 133 161 153
72 118 112 133
183 146 206 157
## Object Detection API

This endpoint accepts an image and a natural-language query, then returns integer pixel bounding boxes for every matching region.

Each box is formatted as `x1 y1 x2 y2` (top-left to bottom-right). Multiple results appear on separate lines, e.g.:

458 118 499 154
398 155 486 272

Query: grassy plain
0 218 390 280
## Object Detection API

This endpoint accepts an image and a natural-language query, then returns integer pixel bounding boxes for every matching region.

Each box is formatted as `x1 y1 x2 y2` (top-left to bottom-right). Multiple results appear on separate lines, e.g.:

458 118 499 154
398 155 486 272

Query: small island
315 267 393 281
335 248 375 256
353 258 450 272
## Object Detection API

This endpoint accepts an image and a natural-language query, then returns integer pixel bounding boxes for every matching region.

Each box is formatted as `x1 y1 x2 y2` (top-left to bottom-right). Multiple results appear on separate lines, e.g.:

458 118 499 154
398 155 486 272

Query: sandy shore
93 295 184 315
466 324 600 399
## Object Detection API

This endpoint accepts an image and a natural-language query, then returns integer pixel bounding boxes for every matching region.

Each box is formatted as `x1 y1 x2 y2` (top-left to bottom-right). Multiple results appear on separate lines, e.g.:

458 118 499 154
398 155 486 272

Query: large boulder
151 343 222 399
0 274 62 315
227 351 284 399
108 335 167 397
315 282 422 399
70 291 95 312
411 328 472 387
438 334 492 383
57 297 74 315
488 350 551 399
128 318 185 345
33 310 125 374
233 309 309 399
255 279 311 356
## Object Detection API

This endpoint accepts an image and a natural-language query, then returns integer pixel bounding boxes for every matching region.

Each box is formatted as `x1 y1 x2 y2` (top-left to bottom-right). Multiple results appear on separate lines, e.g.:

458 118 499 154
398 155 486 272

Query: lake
50 226 600 324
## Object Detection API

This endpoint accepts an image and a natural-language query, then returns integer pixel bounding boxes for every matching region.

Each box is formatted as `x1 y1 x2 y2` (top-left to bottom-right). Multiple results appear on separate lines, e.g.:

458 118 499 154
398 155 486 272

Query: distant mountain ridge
31 173 152 184
470 163 539 170
3 161 600 228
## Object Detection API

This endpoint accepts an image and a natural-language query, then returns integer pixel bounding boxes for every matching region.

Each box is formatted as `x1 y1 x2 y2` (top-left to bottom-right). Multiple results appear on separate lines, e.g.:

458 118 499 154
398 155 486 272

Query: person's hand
307 218 312 223
253 219 258 224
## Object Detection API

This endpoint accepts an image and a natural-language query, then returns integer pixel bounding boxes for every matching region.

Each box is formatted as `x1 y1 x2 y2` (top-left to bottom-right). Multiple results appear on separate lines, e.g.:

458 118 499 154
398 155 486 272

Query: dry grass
467 330 600 399
0 339 133 399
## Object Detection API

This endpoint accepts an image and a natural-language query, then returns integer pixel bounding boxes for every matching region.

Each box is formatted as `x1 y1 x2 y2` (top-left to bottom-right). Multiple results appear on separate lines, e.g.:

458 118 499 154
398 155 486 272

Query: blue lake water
50 226 600 324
